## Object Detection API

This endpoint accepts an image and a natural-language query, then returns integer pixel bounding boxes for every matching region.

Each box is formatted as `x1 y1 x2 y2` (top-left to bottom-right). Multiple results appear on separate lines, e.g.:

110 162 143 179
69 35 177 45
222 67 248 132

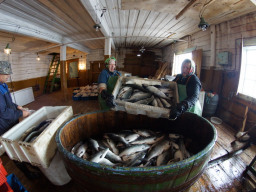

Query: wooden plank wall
162 11 256 136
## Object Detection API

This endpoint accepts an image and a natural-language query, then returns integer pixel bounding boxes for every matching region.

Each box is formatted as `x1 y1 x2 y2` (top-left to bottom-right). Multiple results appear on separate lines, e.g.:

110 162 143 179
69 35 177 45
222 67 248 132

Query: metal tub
56 111 217 192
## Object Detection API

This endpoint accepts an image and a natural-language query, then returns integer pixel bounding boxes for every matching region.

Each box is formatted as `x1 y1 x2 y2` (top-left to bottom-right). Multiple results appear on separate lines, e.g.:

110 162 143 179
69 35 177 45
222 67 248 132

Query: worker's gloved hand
101 90 116 108
169 101 188 120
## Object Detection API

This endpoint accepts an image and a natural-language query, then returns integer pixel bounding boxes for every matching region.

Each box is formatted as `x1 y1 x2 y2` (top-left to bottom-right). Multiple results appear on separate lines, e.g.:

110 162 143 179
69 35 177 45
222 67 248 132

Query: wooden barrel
56 111 217 192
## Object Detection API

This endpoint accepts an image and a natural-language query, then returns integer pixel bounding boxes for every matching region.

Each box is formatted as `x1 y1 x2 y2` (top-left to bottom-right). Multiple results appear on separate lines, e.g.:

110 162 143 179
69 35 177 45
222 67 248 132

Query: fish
156 148 173 166
150 99 158 107
160 98 171 108
105 149 122 163
71 141 83 154
169 134 181 139
134 95 154 105
155 98 164 108
124 92 152 103
117 86 133 100
133 129 155 137
105 133 130 146
119 144 150 157
125 133 140 143
106 138 119 155
131 135 164 145
145 139 172 161
124 84 148 92
126 151 147 167
142 84 171 100
174 150 183 161
88 138 100 152
89 148 109 163
75 143 88 158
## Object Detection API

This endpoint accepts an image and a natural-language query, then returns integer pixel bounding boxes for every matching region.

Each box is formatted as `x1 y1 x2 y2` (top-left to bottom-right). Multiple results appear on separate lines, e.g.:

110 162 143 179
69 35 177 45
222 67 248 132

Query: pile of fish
20 119 54 142
73 84 99 98
116 82 175 109
71 129 191 167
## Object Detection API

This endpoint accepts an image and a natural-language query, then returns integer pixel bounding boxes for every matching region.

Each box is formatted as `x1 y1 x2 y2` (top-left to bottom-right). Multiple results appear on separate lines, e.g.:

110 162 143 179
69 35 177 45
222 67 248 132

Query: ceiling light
93 24 101 31
4 43 11 55
198 17 209 31
137 53 141 57
37 53 40 61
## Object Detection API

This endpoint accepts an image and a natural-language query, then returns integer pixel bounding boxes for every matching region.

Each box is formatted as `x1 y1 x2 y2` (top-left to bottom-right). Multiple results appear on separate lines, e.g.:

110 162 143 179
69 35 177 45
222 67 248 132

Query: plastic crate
112 76 179 119
0 106 73 168
7 174 27 192
0 182 13 192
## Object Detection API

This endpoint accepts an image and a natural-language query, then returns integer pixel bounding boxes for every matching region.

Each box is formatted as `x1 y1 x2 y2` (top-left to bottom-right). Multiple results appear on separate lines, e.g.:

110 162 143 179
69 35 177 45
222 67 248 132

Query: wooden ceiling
0 0 255 54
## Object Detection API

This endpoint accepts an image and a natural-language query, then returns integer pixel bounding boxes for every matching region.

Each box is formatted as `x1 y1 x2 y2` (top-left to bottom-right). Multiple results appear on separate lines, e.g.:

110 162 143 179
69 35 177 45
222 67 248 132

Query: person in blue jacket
98 57 121 110
169 59 202 120
0 61 30 135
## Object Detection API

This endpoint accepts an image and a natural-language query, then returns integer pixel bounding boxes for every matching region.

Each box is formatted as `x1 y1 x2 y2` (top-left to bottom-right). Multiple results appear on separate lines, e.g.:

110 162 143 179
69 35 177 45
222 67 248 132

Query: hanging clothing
98 69 121 110
0 83 22 135
173 74 202 116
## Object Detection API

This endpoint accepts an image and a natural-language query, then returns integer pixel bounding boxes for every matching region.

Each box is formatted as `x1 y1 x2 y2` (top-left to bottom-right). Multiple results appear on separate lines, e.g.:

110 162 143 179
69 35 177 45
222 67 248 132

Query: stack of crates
0 158 13 192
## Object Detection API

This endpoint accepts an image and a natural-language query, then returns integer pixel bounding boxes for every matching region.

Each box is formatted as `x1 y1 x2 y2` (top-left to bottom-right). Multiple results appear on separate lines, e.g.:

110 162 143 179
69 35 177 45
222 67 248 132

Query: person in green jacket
169 59 202 120
98 57 121 110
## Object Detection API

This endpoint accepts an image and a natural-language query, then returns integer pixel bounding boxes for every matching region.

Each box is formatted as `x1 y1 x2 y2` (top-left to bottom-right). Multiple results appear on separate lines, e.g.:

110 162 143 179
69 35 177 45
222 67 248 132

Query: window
237 46 256 99
172 52 192 76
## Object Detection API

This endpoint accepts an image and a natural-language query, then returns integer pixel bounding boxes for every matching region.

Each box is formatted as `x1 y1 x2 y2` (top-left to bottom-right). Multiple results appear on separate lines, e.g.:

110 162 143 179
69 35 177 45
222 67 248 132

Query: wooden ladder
43 54 60 93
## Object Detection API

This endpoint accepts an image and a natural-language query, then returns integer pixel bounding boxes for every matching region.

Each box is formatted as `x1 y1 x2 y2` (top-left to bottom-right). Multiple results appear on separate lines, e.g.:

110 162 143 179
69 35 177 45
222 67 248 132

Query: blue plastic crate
7 174 28 192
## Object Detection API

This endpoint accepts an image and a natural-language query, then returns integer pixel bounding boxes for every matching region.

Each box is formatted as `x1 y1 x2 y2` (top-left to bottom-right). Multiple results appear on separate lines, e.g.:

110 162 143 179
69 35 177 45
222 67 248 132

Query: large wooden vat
56 111 217 192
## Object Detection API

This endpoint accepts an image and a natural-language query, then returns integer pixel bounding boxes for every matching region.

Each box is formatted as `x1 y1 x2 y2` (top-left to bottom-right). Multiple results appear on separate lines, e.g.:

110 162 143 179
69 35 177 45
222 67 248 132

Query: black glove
101 90 116 108
169 101 188 120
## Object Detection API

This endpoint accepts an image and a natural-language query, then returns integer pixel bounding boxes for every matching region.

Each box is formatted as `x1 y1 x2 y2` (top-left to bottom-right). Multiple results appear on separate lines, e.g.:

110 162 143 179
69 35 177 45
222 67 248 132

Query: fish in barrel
70 128 192 168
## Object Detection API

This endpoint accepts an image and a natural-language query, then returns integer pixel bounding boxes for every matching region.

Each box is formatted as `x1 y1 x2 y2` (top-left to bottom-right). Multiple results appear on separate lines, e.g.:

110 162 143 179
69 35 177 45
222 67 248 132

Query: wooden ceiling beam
175 0 198 20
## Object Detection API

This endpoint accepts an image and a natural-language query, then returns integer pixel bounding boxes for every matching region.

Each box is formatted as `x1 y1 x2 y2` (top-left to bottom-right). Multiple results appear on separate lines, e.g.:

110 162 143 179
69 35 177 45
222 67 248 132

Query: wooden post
60 45 68 101
241 105 249 132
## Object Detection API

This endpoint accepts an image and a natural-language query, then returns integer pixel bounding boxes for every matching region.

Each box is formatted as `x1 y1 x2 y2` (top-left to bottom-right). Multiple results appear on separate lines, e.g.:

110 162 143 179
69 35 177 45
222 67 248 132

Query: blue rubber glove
169 101 188 120
101 90 116 108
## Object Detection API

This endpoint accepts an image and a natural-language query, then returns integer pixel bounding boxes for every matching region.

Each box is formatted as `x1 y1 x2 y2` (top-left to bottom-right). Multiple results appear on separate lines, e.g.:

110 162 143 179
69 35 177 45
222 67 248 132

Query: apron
177 83 202 116
98 76 118 110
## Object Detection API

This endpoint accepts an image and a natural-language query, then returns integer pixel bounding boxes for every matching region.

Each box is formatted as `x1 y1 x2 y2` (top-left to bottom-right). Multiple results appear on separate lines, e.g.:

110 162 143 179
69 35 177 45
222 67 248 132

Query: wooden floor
1 88 255 192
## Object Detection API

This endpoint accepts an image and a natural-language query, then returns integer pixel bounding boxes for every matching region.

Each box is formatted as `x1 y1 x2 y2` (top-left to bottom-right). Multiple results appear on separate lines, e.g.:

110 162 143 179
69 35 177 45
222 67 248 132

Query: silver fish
133 129 155 137
142 84 170 100
117 86 133 100
156 149 173 166
160 98 171 108
90 148 109 163
88 138 100 152
119 144 150 157
71 141 83 154
105 133 130 146
146 139 172 161
150 99 158 107
124 84 148 92
155 97 164 108
125 133 140 143
75 143 88 158
174 150 184 161
134 95 154 105
125 92 152 103
106 138 119 155
126 151 147 167
105 149 122 163
169 133 181 139
131 135 164 145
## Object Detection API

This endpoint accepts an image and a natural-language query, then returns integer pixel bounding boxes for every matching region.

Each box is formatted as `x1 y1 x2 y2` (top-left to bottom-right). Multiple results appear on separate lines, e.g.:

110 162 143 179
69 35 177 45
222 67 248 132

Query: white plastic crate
112 76 179 119
0 106 73 168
